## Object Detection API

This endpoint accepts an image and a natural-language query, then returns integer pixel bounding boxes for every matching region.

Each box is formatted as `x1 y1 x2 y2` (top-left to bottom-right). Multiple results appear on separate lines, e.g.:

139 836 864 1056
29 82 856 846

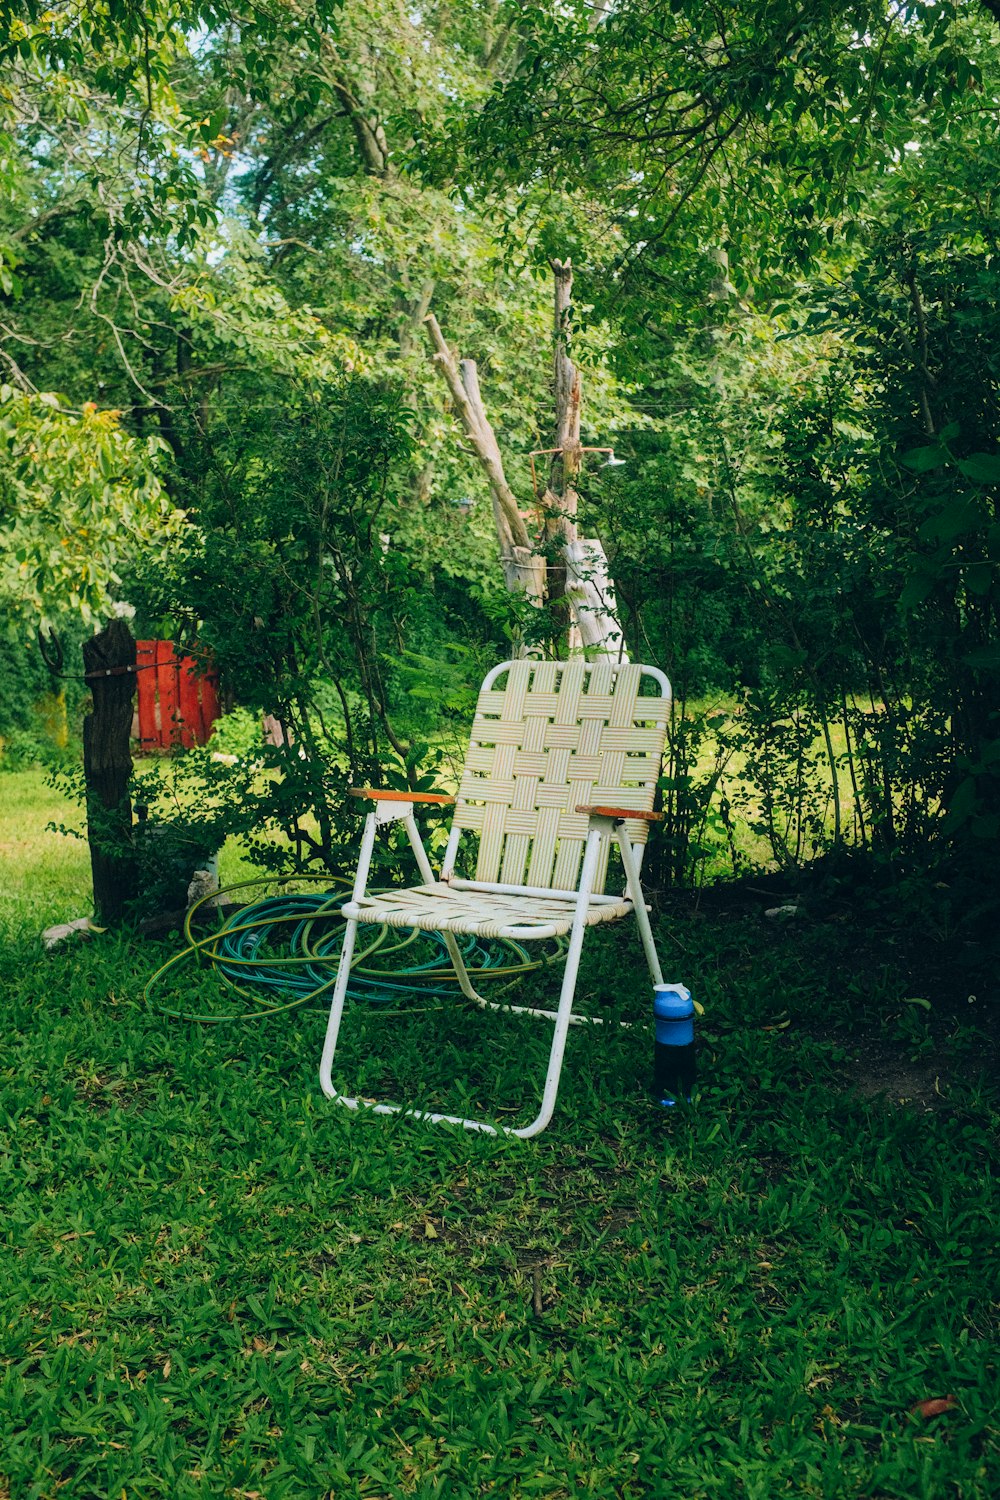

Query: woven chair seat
344 882 633 940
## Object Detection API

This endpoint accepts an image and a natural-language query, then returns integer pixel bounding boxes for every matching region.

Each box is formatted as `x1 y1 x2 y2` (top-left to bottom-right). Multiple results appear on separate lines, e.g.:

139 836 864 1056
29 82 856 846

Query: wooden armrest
349 788 455 805
576 804 663 822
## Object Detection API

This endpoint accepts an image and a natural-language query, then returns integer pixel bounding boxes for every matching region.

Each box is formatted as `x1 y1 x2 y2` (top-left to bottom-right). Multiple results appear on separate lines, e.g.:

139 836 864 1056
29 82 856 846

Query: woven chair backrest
449 659 670 894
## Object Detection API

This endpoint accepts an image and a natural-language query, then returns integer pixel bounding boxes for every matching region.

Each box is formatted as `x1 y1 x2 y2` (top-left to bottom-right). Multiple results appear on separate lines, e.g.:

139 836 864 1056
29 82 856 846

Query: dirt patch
813 1010 1000 1113
846 1049 948 1113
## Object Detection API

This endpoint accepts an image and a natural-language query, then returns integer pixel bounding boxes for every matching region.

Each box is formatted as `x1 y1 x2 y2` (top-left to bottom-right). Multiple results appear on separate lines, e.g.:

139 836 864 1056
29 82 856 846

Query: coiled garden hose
144 874 568 1024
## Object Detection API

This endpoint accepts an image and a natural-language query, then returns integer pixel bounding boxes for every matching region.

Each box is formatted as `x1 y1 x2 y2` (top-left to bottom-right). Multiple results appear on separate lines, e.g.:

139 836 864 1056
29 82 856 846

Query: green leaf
900 571 935 609
957 453 1000 485
945 776 978 828
918 498 979 543
901 444 944 473
964 562 994 597
961 646 1000 672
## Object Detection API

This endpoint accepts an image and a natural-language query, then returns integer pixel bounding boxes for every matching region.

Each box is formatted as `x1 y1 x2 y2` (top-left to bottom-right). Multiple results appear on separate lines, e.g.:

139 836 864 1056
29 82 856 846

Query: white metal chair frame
319 659 670 1138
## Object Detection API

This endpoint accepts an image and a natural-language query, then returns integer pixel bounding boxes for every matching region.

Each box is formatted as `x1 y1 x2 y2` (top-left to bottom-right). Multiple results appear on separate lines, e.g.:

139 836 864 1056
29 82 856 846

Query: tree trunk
565 538 627 659
424 313 546 609
549 259 627 660
549 258 582 546
425 264 628 659
543 260 580 647
82 619 139 923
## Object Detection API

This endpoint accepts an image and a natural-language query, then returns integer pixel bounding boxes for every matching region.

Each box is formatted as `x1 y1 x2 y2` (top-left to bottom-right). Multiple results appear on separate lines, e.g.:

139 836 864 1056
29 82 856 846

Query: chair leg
318 911 360 1102
404 809 602 1029
320 937 507 1136
401 813 561 1022
319 810 377 1107
510 911 592 1136
509 825 605 1137
319 811 512 1132
320 923 583 1135
616 826 664 987
319 828 605 1138
442 929 602 1025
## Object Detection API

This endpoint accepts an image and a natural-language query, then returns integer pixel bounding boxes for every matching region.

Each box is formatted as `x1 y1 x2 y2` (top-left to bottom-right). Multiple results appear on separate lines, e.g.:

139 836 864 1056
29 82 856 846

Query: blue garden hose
144 874 566 1023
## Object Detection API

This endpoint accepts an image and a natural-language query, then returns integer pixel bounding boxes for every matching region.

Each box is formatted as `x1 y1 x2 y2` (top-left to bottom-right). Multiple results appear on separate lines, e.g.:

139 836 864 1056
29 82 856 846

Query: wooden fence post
82 619 139 923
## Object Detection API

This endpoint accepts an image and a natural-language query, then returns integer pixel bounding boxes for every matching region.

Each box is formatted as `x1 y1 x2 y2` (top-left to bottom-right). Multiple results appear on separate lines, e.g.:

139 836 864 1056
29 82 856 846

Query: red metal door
135 642 220 750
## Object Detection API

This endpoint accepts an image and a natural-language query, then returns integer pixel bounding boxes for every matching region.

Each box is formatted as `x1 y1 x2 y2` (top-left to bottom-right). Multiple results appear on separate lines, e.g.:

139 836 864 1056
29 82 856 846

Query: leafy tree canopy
0 386 186 632
461 0 999 323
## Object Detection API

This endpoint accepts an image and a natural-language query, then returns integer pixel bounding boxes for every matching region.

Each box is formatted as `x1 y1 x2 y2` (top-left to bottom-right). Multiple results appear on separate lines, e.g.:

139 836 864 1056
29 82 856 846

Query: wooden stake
424 314 545 603
82 619 139 923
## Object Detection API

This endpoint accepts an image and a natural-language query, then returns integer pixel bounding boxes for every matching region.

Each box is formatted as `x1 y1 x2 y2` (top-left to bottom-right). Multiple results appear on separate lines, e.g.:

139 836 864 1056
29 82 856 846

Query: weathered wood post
82 619 139 923
425 261 627 660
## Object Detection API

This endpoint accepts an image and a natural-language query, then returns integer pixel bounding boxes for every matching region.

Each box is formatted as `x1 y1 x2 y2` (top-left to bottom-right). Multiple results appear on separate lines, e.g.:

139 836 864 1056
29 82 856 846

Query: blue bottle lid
653 983 693 1019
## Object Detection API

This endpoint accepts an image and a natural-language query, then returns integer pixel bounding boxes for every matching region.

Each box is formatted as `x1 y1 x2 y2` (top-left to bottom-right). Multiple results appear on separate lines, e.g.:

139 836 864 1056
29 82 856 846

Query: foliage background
1 0 999 919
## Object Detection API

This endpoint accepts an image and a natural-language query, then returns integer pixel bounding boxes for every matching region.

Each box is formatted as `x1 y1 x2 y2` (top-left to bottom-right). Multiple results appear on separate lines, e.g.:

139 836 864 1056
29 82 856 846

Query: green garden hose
144 874 567 1023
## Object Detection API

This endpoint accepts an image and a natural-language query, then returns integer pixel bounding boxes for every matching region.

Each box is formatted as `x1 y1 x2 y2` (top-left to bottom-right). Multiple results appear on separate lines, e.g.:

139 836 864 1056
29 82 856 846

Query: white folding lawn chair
319 658 671 1137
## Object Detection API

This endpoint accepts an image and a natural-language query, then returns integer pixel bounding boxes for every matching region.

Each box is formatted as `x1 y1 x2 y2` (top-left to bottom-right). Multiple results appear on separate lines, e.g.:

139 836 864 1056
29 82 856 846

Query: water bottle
653 983 696 1107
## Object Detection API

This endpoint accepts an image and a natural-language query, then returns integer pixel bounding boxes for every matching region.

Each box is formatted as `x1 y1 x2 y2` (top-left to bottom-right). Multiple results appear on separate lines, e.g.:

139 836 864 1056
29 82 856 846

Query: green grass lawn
1 769 997 1498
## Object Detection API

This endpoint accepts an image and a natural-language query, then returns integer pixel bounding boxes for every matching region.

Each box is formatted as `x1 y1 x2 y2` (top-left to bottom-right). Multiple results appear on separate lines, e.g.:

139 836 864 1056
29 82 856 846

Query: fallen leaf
424 1220 439 1239
911 1395 958 1418
162 1358 171 1379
